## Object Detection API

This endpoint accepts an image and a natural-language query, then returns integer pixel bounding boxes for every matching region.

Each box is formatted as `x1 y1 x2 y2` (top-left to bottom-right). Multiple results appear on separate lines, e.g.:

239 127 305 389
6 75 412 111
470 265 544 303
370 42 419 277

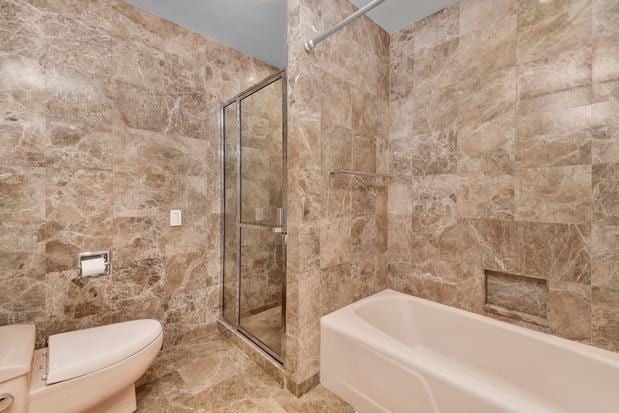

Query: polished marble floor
136 328 353 412
241 305 282 355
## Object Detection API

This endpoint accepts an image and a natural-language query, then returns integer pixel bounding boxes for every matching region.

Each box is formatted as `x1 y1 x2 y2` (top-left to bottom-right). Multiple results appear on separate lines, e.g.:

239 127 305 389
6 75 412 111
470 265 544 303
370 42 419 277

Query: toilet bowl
0 320 162 413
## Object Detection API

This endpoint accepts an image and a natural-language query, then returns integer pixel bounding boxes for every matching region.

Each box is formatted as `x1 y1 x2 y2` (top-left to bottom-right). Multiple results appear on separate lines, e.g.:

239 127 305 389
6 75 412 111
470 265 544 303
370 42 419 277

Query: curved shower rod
304 0 387 51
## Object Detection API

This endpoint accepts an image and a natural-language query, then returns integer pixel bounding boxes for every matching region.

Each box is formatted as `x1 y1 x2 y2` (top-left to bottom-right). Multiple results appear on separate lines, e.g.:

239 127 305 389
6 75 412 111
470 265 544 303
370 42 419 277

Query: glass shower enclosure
220 71 286 362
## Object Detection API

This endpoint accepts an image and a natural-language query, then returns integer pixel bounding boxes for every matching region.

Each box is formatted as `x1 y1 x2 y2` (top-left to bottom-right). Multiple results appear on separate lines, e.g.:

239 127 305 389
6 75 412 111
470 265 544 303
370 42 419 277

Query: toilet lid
47 319 162 384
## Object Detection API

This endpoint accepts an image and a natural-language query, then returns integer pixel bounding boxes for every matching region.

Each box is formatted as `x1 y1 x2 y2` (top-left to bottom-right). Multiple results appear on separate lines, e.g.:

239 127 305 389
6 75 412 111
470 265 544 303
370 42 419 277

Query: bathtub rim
322 289 619 365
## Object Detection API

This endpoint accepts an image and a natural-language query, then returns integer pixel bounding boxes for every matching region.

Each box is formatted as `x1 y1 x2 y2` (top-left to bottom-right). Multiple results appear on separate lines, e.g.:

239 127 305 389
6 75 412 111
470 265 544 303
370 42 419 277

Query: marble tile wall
388 0 619 352
0 0 276 347
286 0 390 392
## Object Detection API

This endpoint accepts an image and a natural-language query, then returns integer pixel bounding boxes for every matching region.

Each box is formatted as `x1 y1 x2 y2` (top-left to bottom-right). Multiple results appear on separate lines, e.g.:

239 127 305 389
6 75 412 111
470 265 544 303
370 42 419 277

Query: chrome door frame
219 70 287 364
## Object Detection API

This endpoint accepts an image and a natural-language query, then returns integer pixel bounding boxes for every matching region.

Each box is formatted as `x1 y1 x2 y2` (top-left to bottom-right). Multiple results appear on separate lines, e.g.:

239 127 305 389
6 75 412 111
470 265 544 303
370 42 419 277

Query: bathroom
0 0 618 411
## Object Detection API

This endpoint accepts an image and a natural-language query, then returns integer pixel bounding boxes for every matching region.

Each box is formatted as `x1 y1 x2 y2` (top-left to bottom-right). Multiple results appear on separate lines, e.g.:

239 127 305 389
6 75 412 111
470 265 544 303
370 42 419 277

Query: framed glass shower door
221 71 286 362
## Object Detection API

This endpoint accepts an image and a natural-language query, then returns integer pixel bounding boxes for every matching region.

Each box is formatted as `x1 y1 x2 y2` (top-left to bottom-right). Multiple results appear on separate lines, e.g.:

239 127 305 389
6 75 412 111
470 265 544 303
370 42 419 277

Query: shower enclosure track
219 70 287 365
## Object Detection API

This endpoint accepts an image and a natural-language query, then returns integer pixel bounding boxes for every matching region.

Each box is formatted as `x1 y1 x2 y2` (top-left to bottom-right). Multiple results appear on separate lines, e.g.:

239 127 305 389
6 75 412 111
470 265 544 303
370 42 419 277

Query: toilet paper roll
81 257 106 277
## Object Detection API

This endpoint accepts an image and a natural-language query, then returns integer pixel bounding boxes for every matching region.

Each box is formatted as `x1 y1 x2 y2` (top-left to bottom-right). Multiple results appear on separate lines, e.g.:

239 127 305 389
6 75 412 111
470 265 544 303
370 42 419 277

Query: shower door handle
278 207 286 226
272 227 287 244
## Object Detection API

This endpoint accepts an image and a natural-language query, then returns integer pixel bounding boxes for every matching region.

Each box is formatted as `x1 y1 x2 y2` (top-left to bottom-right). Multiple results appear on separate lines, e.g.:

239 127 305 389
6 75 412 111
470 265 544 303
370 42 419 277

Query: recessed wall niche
484 270 549 327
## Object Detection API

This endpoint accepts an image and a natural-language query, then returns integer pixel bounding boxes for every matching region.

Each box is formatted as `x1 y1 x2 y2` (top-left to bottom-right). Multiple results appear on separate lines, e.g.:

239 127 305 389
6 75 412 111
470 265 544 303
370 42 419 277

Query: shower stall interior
220 71 287 362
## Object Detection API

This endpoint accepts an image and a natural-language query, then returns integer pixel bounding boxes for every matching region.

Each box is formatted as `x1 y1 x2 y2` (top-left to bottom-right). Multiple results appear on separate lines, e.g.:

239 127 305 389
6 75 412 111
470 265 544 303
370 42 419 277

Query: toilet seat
47 320 162 384
0 320 162 413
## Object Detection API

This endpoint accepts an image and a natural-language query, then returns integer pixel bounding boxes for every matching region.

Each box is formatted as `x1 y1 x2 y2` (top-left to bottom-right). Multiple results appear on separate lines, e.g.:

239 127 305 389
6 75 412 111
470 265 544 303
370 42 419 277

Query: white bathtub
320 289 619 413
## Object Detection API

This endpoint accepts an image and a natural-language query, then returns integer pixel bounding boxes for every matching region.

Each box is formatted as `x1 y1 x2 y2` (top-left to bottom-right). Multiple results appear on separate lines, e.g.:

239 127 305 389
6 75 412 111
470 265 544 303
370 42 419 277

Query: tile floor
136 328 353 412
240 306 283 355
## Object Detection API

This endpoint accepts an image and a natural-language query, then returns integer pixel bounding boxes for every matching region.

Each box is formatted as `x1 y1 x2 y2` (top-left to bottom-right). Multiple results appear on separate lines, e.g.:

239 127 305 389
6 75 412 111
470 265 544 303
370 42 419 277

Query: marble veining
388 0 619 352
136 328 353 412
286 0 390 391
0 0 276 347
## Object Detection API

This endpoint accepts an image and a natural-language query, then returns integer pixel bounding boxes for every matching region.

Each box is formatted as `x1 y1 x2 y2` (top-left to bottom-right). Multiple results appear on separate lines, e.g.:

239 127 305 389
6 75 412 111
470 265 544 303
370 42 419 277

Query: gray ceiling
127 0 288 68
351 0 458 34
127 0 458 68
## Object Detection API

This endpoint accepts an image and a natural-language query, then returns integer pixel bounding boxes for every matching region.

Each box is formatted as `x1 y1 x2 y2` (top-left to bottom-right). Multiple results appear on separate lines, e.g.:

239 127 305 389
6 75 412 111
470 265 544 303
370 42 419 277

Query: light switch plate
170 209 182 226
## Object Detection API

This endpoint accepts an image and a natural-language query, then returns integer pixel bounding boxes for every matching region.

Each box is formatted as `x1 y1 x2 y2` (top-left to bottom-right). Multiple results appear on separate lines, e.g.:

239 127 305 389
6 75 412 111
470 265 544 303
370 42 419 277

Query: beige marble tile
592 286 619 351
0 54 46 119
413 38 460 94
593 32 619 102
352 131 377 173
287 117 321 172
165 92 209 140
592 163 619 225
44 167 113 272
110 257 164 302
468 219 523 274
518 45 591 103
0 270 46 326
0 0 46 60
521 222 591 284
388 214 413 266
549 282 592 341
388 133 413 176
176 346 252 393
387 0 617 356
591 223 619 290
410 130 458 176
322 122 352 174
2 0 276 349
319 216 351 270
0 166 45 222
45 118 113 170
389 27 414 102
44 12 112 77
117 171 181 216
516 0 591 59
459 67 516 128
165 252 216 294
516 105 592 168
46 65 113 127
413 84 460 135
0 113 47 169
44 269 116 332
516 1 594 112
459 0 516 36
321 73 352 129
112 216 166 266
113 80 167 132
457 174 515 220
516 165 592 224
27 0 116 31
274 384 354 413
111 36 166 90
591 101 619 164
413 4 459 53
458 110 515 176
458 7 517 80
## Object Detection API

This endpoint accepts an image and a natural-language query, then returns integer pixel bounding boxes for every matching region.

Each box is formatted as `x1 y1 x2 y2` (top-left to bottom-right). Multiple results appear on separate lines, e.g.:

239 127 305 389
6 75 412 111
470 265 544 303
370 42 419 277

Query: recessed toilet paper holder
77 251 111 277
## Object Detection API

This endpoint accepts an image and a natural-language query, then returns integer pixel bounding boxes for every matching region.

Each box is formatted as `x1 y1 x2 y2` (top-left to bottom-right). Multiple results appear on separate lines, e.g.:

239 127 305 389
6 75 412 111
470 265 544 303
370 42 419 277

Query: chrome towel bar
329 168 398 179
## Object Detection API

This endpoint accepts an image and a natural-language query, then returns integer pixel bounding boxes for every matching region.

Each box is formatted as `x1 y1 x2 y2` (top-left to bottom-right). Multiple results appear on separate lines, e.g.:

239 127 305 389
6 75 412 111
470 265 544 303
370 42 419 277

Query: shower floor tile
241 305 283 355
136 328 353 412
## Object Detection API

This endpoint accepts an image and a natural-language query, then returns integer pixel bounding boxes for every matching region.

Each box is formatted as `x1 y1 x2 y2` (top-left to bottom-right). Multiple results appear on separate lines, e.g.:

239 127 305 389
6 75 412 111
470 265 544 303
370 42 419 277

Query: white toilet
0 320 162 413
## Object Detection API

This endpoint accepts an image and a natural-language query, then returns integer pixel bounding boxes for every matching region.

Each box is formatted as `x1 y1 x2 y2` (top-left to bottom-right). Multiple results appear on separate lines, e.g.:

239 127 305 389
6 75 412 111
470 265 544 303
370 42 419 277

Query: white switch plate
255 207 264 222
170 209 182 226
